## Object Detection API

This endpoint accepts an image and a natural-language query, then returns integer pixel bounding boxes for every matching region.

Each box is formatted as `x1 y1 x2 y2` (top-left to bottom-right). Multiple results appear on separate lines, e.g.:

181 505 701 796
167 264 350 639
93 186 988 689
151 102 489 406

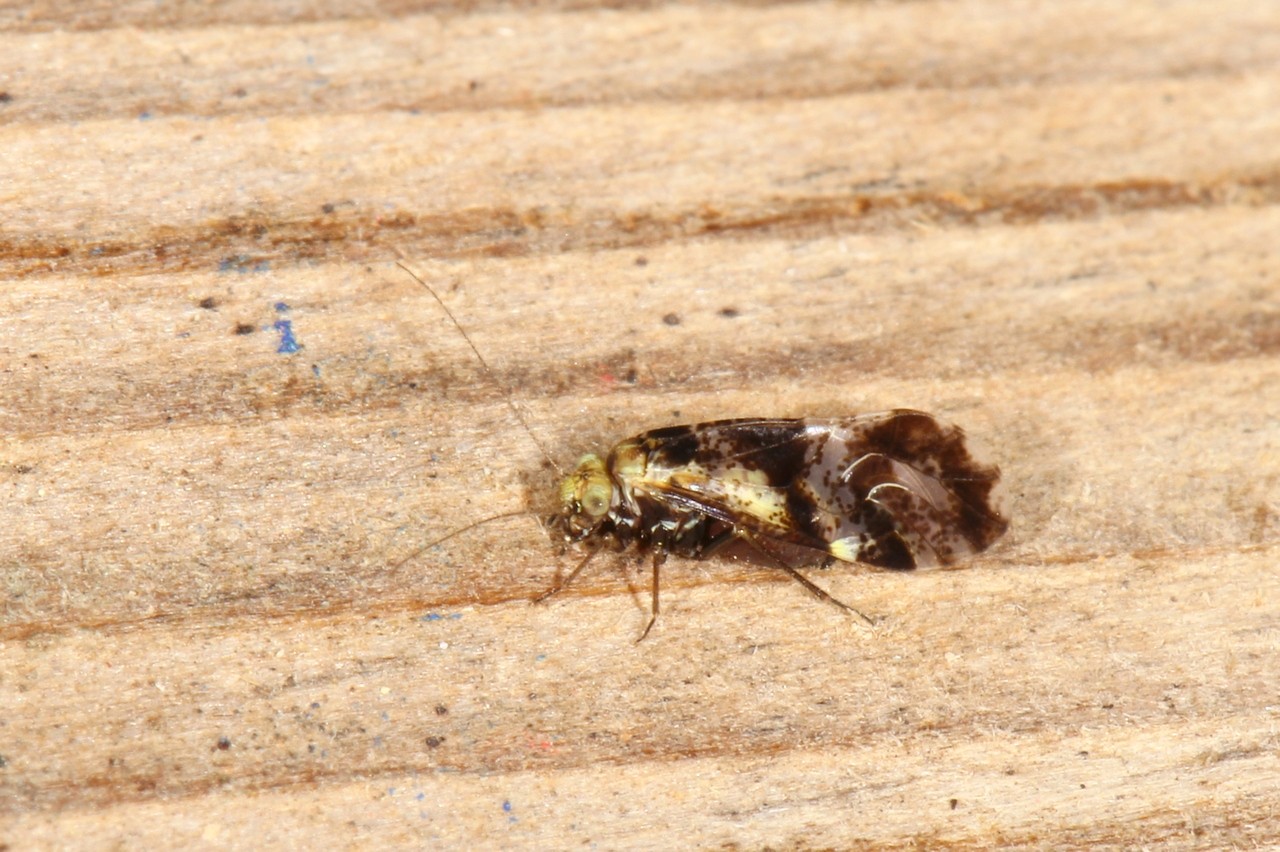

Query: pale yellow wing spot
827 537 864 563
660 470 794 532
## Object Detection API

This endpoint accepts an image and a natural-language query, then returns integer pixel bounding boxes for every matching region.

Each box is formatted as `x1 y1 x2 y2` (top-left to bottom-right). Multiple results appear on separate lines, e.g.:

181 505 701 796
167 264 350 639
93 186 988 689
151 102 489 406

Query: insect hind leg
740 532 876 626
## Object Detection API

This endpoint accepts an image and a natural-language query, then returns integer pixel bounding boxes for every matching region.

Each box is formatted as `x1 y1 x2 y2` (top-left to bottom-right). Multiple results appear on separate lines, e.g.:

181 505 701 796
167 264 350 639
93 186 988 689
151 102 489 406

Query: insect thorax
550 440 711 554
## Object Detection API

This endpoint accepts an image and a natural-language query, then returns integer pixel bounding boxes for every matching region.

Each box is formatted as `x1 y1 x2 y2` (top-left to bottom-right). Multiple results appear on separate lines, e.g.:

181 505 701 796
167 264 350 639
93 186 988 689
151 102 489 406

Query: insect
397 264 1008 639
547 412 1008 638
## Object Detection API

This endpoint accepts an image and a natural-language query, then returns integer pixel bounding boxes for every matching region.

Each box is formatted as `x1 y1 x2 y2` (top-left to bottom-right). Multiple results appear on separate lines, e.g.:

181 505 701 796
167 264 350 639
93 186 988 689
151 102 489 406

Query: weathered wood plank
1 0 1277 847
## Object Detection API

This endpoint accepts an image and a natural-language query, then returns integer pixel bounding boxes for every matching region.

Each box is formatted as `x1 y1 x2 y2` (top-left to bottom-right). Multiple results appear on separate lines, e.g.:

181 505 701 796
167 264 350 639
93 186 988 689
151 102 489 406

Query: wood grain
2 0 1278 847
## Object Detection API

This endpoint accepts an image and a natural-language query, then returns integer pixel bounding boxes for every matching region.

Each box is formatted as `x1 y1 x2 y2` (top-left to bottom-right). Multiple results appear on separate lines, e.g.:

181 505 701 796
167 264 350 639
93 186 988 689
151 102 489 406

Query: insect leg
633 521 751 641
740 533 875 626
636 549 668 643
695 527 740 560
533 546 598 604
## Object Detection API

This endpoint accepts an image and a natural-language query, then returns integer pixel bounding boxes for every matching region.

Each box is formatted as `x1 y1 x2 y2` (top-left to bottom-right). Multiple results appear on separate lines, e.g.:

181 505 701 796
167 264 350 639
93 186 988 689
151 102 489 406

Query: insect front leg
533 546 599 604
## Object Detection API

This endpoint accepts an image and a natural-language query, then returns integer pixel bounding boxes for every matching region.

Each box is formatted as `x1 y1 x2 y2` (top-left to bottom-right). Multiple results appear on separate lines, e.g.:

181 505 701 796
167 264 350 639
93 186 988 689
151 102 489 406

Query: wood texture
2 1 1278 847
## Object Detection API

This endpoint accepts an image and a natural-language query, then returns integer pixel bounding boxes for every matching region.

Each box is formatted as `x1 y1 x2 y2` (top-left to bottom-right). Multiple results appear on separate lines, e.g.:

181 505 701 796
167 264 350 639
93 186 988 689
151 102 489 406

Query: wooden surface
2 1 1279 848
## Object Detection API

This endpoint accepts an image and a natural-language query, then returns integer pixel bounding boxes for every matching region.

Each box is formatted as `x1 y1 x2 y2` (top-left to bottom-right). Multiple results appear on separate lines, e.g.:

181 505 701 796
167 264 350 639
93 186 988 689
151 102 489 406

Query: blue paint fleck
274 319 301 354
218 255 266 274
416 792 426 802
138 110 152 120
503 800 512 812
420 612 463 622
312 364 321 378
274 301 290 313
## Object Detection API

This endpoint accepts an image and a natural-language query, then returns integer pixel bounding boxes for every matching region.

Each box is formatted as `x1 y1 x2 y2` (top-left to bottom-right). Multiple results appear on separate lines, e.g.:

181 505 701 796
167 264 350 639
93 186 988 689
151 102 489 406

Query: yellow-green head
554 454 614 540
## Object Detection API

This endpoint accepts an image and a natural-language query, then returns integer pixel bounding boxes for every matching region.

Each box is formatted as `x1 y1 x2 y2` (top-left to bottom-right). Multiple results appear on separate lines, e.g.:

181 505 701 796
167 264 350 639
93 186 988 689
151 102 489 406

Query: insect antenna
390 509 533 571
396 261 564 478
389 261 567 571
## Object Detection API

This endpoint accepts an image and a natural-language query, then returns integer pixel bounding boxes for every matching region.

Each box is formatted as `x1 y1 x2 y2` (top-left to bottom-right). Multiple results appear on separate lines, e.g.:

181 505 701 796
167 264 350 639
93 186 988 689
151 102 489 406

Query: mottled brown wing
630 411 1007 569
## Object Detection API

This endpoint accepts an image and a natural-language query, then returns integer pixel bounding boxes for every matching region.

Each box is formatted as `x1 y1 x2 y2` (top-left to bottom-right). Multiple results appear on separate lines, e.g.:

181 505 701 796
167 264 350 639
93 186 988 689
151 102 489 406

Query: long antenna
396 261 564 477
390 509 532 571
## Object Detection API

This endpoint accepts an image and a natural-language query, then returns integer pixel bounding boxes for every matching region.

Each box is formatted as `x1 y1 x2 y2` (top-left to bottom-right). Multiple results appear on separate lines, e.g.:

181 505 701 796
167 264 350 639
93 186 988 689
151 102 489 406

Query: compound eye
580 477 612 518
